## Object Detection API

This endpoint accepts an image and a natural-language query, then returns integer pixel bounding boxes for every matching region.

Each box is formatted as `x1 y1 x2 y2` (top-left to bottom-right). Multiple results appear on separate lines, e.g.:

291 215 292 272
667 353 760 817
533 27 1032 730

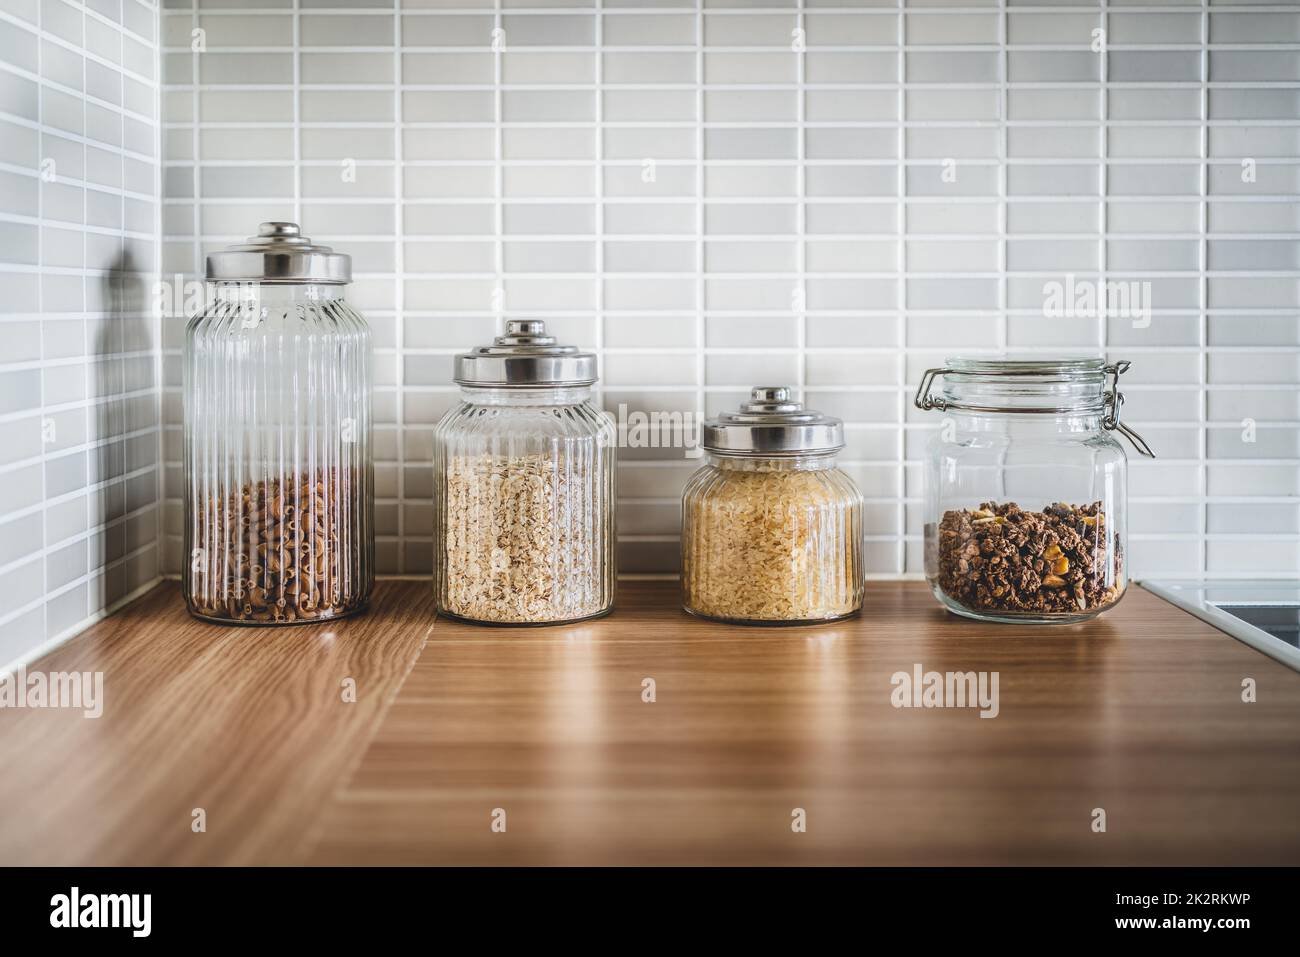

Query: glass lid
913 357 1156 458
944 356 1106 377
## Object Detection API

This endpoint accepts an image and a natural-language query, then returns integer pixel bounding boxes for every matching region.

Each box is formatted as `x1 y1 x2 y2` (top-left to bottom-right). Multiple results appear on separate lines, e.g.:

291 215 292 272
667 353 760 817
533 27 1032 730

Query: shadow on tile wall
90 249 160 616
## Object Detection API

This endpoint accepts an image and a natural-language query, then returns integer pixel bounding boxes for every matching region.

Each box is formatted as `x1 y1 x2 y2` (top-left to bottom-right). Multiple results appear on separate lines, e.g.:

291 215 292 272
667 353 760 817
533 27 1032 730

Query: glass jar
434 320 616 624
183 223 373 624
915 357 1154 624
682 387 864 624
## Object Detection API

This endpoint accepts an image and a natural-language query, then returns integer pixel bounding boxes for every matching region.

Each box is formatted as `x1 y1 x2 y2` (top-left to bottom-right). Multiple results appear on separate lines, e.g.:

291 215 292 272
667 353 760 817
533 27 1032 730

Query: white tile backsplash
0 0 162 666
0 0 1271 587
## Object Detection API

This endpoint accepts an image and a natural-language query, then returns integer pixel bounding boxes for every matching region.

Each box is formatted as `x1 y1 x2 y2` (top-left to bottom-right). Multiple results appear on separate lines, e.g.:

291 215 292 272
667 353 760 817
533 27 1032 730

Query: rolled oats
440 452 607 623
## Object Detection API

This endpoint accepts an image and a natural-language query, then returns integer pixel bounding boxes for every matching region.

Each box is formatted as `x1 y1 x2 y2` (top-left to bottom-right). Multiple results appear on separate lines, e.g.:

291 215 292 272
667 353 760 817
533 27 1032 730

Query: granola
935 500 1123 617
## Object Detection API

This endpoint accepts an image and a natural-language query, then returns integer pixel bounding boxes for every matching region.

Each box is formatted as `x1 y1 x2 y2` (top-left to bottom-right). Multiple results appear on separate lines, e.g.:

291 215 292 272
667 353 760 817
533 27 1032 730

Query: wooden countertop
1 580 1297 866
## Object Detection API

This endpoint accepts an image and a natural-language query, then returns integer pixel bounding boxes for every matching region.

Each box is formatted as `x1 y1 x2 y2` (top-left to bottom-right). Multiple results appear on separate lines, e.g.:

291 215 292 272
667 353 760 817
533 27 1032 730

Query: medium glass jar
682 387 864 624
434 320 616 624
183 223 373 624
915 357 1154 624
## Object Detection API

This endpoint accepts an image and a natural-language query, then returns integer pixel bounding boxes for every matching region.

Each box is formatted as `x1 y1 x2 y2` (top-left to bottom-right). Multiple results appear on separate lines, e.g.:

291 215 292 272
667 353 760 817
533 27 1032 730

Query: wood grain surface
1 580 1297 865
0 582 434 865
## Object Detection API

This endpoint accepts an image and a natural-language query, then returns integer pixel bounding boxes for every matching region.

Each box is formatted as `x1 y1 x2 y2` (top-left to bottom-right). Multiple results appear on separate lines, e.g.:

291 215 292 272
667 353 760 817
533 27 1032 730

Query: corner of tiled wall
5 0 1300 661
0 0 163 669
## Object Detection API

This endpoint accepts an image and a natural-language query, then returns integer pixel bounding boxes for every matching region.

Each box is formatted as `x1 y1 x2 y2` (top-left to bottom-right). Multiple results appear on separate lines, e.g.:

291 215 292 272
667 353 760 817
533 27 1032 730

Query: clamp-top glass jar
183 223 373 624
682 387 864 624
915 357 1154 624
434 320 616 624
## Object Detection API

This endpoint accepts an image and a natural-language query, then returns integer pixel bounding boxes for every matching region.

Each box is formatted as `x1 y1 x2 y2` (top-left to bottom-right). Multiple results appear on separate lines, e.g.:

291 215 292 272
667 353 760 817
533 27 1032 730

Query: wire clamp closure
1102 361 1156 458
914 362 1156 458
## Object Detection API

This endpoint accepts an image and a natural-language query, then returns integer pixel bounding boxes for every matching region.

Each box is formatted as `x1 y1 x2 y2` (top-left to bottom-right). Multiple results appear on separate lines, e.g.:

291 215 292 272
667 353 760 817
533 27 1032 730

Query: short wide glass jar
434 320 616 625
682 387 864 624
183 223 374 624
915 357 1155 624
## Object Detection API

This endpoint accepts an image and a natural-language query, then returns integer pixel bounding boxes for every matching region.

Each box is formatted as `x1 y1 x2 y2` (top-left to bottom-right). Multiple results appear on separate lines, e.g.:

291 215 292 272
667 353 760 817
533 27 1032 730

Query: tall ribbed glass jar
183 223 373 624
434 321 616 624
681 388 864 625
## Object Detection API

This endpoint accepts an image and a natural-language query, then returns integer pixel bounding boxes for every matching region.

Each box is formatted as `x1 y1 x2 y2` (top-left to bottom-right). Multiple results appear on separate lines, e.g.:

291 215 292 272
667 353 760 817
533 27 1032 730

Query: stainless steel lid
703 386 845 456
454 320 598 388
205 222 351 284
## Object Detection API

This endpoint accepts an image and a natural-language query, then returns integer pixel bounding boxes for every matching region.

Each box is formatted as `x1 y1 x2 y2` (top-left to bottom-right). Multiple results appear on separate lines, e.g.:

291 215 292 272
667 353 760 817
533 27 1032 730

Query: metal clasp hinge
1102 361 1156 458
914 367 951 411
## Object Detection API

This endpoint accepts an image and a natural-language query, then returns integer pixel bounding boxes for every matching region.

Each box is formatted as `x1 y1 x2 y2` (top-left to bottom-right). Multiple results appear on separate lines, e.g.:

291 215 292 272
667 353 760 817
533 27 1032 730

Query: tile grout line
1099 0 1108 367
795 0 806 408
997 0 1007 358
594 0 603 413
152 0 165 612
135 5 1300 16
189 0 201 593
292 0 301 226
1199 0 1210 577
895 0 906 576
694 0 704 432
109 0 128 622
36 0 48 643
190 3 201 287
394 0 406 576
494 0 503 340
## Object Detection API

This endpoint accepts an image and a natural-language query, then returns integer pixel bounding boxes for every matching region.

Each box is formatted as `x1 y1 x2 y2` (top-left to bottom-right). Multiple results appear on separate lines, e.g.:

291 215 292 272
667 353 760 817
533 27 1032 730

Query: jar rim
914 358 1157 459
944 355 1106 379
935 356 1108 415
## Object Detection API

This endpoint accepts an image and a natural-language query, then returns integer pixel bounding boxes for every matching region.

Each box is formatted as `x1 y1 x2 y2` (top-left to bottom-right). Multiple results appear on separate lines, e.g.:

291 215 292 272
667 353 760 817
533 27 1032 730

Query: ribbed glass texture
183 283 373 624
434 386 616 624
682 454 864 624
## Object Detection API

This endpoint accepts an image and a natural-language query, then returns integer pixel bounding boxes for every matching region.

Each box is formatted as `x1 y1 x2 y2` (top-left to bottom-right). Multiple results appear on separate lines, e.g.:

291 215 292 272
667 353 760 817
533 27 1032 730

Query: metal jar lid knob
205 222 352 284
454 319 598 387
702 386 845 456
